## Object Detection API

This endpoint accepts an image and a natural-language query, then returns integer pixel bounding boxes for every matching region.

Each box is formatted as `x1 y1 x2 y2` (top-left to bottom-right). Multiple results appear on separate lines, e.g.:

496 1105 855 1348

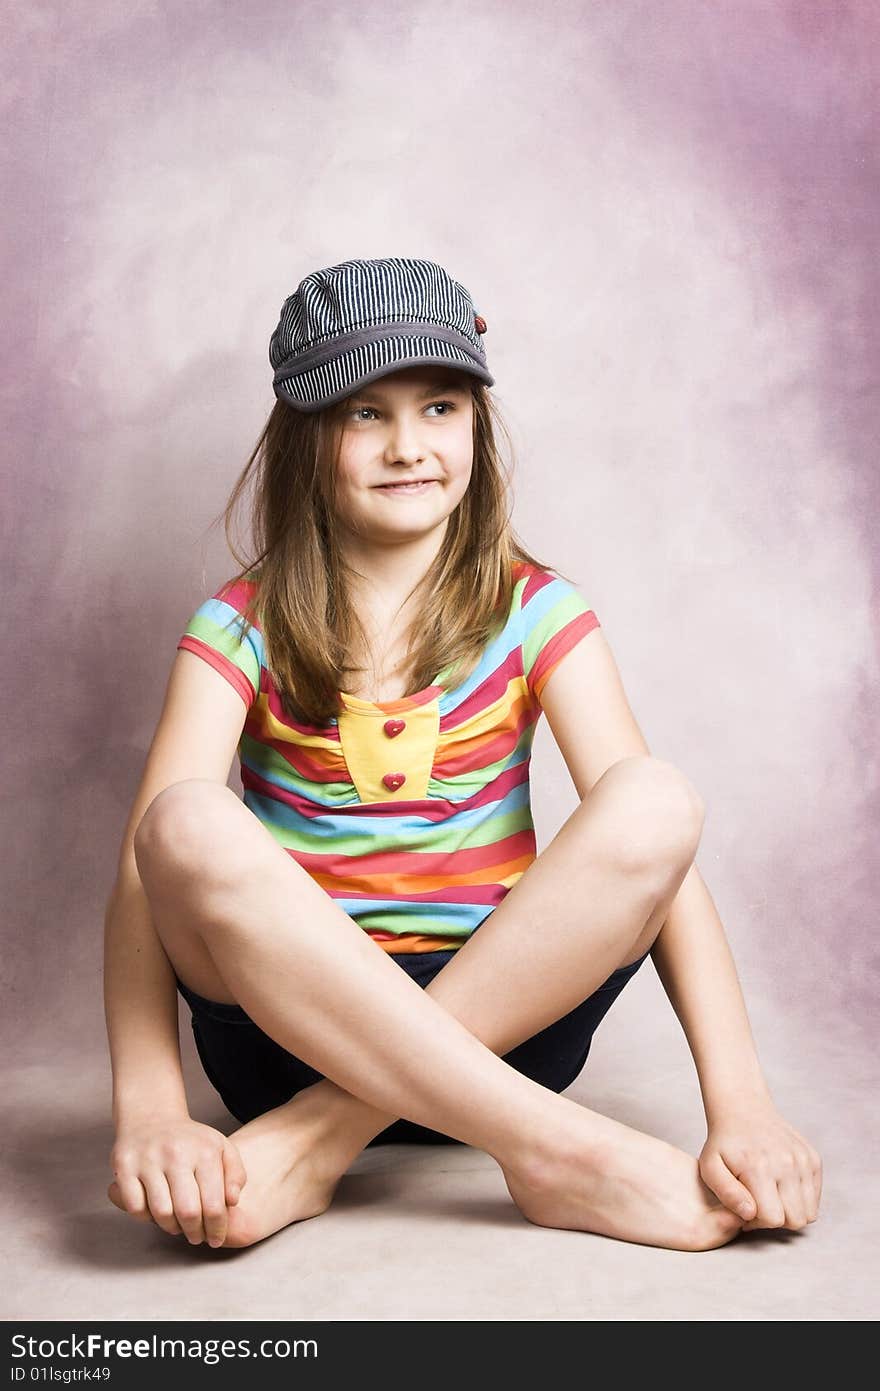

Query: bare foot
108 1087 357 1249
502 1109 746 1252
218 1089 358 1248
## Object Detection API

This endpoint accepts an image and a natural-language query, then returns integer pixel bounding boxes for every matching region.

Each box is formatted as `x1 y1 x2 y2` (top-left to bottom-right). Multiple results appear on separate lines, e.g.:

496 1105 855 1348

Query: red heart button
382 772 406 792
383 719 406 738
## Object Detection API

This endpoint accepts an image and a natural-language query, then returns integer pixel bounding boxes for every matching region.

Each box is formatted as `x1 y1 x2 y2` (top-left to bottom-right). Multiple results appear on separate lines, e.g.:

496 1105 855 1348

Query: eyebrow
349 378 470 403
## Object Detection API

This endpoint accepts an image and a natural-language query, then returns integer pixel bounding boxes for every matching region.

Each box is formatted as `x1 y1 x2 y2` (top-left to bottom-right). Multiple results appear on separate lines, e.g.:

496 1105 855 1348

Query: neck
340 525 446 619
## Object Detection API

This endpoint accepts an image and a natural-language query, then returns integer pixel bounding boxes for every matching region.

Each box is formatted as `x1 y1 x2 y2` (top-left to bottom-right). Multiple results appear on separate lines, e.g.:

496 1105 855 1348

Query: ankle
503 1096 609 1186
298 1079 393 1154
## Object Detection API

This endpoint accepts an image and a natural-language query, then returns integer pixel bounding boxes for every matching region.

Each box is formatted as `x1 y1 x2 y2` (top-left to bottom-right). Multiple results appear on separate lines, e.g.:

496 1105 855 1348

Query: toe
682 1206 744 1251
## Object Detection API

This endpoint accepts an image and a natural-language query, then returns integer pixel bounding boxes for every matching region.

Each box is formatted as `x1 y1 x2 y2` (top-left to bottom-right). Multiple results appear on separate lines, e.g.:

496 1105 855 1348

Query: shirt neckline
334 563 533 717
337 682 445 716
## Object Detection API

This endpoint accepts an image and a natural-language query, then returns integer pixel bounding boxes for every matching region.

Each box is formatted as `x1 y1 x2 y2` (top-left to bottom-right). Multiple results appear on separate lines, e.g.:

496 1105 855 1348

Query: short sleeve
176 576 263 712
520 569 601 707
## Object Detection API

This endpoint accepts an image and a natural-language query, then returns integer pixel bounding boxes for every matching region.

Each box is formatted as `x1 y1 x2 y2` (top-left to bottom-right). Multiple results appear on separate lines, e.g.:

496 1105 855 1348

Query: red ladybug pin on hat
474 313 487 334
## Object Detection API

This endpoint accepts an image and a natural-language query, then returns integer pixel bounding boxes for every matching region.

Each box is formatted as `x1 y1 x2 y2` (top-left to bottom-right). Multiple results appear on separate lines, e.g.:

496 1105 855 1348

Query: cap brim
273 335 494 413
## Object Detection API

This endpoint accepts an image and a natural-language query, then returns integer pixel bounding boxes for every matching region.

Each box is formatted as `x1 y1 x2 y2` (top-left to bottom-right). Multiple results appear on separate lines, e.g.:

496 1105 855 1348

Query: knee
133 779 242 880
593 755 704 876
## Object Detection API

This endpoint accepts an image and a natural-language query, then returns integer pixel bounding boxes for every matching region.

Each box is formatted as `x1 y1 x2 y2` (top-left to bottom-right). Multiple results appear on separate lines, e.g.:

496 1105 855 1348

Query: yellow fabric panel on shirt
336 697 441 803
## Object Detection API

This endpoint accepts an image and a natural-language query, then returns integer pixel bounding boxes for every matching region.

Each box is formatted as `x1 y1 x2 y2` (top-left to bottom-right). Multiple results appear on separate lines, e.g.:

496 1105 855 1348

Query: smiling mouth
374 480 438 492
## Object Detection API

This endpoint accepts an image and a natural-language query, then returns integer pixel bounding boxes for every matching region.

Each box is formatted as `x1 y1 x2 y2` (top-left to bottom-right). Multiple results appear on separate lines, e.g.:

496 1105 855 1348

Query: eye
345 399 457 423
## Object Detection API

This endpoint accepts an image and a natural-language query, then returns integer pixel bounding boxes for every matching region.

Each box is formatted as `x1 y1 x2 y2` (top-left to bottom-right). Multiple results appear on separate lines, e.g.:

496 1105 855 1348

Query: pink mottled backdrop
5 0 877 1075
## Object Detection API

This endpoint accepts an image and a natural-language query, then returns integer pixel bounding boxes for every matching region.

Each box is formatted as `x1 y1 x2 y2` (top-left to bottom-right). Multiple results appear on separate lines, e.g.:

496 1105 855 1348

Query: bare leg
129 758 743 1252
212 756 742 1251
317 754 701 1144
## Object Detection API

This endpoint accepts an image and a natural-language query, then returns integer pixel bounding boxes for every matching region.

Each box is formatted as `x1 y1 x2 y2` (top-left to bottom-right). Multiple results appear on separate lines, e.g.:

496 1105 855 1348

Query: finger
777 1162 808 1231
737 1167 786 1229
108 1179 148 1220
812 1154 823 1212
112 1177 183 1235
223 1142 248 1206
166 1168 207 1245
195 1159 230 1248
699 1152 756 1220
109 1174 152 1224
142 1171 187 1239
801 1169 819 1223
801 1151 820 1222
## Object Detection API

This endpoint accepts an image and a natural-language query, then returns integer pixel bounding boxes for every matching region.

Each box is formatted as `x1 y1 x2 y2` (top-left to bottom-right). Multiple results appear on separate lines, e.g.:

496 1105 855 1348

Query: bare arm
103 854 247 1245
104 646 248 1125
537 626 773 1115
538 621 822 1228
648 861 773 1123
103 855 189 1130
102 647 252 1243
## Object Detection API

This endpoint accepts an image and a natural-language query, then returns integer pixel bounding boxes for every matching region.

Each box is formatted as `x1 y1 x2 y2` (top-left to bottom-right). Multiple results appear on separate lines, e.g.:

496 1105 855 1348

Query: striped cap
268 257 494 412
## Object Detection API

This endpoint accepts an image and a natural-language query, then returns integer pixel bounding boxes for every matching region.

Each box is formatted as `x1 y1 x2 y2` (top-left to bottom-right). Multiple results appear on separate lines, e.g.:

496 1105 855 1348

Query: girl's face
330 365 474 546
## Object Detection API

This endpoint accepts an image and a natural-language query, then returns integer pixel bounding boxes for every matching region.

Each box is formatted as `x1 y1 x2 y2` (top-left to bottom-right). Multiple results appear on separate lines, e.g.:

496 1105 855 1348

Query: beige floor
6 969 876 1322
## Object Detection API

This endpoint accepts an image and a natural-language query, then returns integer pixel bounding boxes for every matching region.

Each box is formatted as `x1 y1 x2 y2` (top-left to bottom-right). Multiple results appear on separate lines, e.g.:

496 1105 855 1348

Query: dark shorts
175 929 650 1146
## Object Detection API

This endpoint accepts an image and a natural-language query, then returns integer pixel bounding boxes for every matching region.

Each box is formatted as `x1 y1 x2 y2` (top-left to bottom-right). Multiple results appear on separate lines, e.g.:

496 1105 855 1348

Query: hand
698 1098 822 1232
108 1113 248 1247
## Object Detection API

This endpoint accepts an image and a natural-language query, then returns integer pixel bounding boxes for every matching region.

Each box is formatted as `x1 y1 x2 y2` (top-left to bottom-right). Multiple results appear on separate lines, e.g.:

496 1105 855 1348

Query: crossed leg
113 754 744 1252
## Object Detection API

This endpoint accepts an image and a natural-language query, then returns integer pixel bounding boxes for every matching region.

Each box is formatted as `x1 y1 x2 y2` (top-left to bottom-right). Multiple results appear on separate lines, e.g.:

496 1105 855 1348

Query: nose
382 412 426 463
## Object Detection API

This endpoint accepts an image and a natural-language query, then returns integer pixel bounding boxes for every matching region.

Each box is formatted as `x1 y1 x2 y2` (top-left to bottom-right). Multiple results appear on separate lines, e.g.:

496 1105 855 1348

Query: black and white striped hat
269 256 494 412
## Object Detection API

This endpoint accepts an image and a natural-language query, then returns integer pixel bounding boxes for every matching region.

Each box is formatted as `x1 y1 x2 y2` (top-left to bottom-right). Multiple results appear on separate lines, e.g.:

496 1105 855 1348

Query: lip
373 479 438 491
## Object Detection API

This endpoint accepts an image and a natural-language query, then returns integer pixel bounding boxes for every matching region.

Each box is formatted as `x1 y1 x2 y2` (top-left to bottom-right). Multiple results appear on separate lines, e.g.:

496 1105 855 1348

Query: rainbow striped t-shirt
176 560 600 954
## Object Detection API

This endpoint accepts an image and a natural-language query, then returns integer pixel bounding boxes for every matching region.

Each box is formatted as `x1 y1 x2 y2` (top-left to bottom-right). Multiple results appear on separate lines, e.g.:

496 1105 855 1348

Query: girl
104 256 822 1253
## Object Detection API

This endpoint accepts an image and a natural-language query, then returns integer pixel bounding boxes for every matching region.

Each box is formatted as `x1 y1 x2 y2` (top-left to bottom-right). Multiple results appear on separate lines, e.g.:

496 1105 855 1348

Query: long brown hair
204 379 568 727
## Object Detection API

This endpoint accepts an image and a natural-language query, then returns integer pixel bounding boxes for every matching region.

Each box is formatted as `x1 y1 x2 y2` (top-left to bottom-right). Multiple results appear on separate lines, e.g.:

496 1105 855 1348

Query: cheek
336 429 370 470
447 455 474 497
334 456 370 501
